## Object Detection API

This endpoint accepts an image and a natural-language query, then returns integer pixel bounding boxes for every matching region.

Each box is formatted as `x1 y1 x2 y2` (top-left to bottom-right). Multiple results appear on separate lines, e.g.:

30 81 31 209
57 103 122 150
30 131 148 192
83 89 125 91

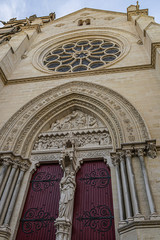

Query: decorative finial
136 1 140 11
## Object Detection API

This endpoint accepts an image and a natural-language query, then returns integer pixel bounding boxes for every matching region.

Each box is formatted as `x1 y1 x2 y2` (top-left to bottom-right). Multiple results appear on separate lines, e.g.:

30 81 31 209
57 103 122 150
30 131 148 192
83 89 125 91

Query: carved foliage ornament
33 111 112 151
0 81 149 157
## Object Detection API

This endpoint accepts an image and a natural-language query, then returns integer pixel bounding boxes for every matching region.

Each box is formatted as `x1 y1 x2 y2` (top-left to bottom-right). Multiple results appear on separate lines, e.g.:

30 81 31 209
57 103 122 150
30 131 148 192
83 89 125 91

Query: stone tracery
0 81 149 158
43 39 121 73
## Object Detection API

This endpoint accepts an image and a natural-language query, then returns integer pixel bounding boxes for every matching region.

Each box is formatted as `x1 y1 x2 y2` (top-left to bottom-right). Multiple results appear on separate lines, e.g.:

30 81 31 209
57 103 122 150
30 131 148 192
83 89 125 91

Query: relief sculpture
33 131 112 150
33 110 112 151
50 110 101 131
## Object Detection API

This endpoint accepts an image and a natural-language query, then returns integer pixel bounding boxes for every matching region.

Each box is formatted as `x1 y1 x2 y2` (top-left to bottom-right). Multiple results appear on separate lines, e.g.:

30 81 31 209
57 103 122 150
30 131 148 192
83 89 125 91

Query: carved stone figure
49 110 101 131
51 120 61 131
33 130 112 151
58 168 76 221
89 116 98 128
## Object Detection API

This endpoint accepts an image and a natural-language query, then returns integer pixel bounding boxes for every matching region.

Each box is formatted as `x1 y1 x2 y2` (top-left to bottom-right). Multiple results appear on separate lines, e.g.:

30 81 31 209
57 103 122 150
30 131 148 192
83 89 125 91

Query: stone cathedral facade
0 3 160 240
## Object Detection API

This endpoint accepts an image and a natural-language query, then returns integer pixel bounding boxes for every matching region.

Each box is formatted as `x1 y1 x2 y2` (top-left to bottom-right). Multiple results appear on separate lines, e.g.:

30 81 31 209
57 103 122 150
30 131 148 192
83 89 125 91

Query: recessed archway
0 81 149 159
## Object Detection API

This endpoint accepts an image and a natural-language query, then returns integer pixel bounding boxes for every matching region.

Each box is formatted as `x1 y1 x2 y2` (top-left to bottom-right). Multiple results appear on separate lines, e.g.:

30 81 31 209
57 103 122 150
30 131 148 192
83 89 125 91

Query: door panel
16 164 63 240
72 161 115 240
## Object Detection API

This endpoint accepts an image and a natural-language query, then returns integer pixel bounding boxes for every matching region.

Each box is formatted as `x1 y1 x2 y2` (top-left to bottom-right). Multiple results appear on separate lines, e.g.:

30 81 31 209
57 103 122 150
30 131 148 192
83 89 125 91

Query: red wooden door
72 161 115 240
16 163 63 240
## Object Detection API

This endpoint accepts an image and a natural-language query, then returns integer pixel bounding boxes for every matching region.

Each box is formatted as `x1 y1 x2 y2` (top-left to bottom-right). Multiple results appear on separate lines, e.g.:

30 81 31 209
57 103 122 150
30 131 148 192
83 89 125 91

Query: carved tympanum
50 110 102 131
33 110 112 151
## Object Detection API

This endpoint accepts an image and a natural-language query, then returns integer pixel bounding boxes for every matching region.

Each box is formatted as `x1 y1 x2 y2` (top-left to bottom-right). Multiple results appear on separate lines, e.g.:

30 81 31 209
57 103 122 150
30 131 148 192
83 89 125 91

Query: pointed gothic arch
0 81 149 159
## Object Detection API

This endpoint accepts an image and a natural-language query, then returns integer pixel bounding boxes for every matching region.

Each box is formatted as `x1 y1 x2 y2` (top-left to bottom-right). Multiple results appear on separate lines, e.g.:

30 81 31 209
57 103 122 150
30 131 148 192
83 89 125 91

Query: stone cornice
1 42 160 85
0 35 159 86
110 140 159 160
0 64 154 85
0 151 31 170
118 220 160 234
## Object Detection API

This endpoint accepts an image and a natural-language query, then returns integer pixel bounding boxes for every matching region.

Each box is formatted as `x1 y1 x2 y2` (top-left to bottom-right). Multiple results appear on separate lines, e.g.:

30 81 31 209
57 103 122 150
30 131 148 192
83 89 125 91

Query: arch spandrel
0 81 149 158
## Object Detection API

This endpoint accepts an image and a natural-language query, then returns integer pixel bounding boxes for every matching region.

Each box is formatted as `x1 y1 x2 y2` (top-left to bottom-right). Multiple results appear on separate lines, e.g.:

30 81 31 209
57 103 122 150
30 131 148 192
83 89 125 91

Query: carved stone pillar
3 165 27 225
138 149 156 215
0 164 18 218
125 150 142 218
119 152 132 220
111 154 125 223
0 158 10 189
0 153 31 240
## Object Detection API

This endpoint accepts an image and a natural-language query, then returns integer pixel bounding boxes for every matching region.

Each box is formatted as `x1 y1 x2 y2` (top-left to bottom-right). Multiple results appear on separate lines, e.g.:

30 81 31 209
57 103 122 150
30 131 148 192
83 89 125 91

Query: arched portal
0 81 153 240
0 81 149 158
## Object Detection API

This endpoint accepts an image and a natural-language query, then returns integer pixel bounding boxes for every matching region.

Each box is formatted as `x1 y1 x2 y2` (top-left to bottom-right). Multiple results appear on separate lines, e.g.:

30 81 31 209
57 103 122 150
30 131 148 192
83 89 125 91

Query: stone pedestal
55 217 71 240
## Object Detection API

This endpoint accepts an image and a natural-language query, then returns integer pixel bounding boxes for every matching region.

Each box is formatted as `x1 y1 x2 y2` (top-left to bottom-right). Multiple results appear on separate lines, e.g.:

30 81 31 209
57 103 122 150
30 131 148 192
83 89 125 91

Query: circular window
42 39 121 73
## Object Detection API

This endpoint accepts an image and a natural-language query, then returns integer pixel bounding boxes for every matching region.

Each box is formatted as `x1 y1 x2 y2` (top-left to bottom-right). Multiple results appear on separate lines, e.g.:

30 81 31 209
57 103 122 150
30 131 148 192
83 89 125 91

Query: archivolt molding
0 81 149 158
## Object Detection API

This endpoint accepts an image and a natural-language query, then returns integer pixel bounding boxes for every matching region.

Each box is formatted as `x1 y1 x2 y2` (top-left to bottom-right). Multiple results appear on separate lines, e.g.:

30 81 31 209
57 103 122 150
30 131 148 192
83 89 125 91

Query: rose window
43 39 121 73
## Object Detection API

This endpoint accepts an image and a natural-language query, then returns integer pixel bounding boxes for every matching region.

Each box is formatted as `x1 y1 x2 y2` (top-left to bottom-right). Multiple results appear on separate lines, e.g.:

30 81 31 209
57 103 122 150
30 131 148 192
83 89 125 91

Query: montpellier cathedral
0 2 160 240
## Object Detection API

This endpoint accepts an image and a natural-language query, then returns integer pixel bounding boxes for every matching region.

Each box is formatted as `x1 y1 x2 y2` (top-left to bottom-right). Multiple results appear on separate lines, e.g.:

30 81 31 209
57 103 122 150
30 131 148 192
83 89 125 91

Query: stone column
3 167 25 225
112 154 125 223
125 150 141 218
138 149 156 215
119 152 132 220
0 159 10 189
0 164 18 217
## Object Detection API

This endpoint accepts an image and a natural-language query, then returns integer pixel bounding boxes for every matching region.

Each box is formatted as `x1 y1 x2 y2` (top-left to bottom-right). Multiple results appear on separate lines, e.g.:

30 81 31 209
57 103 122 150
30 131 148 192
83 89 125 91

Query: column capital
2 158 12 166
55 218 71 240
146 142 157 159
119 151 125 162
121 140 159 159
137 148 145 157
0 153 14 166
110 153 120 166
0 152 31 170
12 163 19 169
18 160 30 172
125 149 133 158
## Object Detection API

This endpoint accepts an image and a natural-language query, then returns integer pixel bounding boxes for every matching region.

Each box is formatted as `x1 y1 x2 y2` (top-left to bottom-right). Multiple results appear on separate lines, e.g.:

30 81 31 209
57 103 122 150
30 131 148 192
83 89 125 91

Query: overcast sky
0 0 160 27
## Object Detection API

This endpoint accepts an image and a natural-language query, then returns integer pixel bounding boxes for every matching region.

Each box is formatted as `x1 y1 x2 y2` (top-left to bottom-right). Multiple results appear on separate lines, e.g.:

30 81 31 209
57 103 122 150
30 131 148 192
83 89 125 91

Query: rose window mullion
43 39 121 73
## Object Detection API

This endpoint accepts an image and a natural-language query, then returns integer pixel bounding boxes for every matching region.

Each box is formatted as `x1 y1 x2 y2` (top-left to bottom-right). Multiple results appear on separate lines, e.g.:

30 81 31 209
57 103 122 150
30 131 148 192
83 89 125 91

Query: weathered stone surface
0 3 160 240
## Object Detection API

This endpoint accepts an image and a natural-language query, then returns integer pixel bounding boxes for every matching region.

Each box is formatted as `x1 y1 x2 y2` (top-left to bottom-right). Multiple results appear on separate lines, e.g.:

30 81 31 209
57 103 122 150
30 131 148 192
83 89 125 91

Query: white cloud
0 0 26 26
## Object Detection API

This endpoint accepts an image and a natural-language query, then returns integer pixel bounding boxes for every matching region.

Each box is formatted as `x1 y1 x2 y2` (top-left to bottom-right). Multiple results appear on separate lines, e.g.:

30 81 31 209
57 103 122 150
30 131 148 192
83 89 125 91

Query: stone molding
0 152 31 171
111 140 158 161
0 225 11 240
32 31 130 74
0 81 149 159
121 140 158 159
1 27 159 85
31 147 112 171
0 64 154 85
118 220 160 234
